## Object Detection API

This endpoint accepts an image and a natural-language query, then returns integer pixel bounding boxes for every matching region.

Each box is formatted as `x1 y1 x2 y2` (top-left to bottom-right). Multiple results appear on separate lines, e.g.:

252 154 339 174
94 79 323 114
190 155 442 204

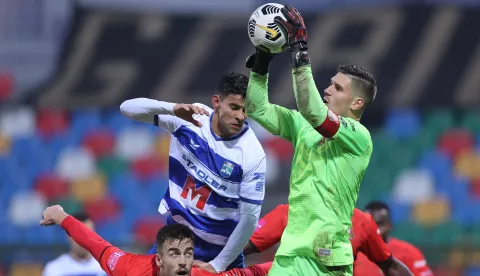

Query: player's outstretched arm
274 6 339 139
120 98 209 132
245 49 303 142
40 205 132 276
207 158 266 272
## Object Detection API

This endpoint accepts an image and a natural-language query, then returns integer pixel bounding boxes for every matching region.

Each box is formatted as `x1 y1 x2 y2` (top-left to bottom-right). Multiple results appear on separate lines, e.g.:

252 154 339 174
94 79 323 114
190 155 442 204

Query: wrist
251 50 275 75
56 213 69 225
208 259 223 272
290 48 310 68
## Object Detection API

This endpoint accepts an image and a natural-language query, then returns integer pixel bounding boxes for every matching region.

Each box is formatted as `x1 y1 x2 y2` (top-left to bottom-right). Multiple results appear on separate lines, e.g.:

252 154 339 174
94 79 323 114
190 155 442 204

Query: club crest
220 161 234 178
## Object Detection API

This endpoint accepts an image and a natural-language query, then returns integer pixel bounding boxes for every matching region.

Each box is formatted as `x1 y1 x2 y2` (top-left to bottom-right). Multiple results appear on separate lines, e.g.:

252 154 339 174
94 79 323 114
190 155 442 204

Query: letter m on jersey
180 175 212 210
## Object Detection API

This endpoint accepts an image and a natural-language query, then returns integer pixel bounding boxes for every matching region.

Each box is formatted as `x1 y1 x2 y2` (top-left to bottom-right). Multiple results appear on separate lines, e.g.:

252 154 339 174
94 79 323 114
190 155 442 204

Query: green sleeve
334 117 372 155
246 72 303 143
292 66 329 128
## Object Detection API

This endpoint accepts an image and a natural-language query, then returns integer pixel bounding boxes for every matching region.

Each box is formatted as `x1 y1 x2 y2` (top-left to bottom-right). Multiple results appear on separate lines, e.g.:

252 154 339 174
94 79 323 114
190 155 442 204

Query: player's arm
120 98 209 132
245 204 289 255
360 214 413 276
404 246 433 276
275 6 371 153
40 205 133 276
209 157 266 272
382 257 415 276
245 49 305 143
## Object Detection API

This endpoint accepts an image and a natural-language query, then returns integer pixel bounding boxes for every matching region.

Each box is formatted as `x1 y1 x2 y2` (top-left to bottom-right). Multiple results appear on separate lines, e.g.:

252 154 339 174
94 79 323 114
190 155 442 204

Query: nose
236 110 247 122
178 254 187 266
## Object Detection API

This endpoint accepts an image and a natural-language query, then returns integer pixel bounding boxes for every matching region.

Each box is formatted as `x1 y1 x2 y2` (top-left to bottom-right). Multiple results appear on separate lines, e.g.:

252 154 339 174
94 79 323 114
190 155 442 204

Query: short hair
364 201 391 215
218 72 249 99
72 212 90 223
156 224 194 252
337 65 377 107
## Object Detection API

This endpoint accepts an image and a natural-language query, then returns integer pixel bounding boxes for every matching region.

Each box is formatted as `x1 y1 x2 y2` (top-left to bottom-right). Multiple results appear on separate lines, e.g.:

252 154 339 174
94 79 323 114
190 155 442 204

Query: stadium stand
2 1 480 275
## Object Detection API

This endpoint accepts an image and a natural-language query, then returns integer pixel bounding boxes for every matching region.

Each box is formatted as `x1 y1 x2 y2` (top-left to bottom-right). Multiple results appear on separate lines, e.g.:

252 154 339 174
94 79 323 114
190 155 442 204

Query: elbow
119 98 145 119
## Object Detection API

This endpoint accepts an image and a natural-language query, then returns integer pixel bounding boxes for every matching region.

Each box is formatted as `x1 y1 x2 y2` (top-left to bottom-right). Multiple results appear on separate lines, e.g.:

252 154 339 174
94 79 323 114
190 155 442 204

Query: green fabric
246 69 372 267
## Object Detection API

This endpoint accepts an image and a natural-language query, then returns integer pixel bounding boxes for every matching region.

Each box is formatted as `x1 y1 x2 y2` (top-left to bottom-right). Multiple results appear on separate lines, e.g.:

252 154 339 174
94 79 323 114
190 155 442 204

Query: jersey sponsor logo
220 161 235 178
253 172 265 192
180 175 212 210
182 154 227 191
340 116 348 128
107 251 125 271
414 260 427 268
256 218 266 231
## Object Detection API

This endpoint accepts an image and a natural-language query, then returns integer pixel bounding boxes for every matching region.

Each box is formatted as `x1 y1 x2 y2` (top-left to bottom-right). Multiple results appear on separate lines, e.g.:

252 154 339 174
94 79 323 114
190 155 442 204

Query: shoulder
392 238 424 255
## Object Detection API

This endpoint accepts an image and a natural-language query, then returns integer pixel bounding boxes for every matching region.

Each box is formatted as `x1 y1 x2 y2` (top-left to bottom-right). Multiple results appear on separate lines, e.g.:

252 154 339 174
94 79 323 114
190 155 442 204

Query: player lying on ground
243 204 413 276
120 72 266 272
354 201 433 276
40 205 271 276
245 4 376 276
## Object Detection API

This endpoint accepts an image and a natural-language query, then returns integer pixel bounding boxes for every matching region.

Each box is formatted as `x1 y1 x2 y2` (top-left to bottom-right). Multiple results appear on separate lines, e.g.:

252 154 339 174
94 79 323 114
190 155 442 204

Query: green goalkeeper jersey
246 66 372 266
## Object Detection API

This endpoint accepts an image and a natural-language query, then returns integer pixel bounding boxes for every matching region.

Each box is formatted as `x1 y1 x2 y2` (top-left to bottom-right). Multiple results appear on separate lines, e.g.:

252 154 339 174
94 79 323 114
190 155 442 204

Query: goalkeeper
245 5 376 276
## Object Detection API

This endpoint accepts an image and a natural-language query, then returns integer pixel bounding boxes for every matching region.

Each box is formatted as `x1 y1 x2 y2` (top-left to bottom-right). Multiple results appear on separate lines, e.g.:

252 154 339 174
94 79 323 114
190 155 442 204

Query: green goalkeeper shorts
267 255 353 276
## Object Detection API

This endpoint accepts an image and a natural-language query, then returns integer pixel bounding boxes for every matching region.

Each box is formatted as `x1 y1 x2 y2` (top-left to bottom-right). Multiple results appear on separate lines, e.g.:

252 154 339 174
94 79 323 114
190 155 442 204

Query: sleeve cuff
60 215 75 229
208 259 224 273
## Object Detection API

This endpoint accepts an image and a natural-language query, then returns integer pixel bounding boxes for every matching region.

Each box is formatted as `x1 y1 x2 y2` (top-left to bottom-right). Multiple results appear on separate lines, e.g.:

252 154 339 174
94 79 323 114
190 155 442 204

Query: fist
40 205 68 226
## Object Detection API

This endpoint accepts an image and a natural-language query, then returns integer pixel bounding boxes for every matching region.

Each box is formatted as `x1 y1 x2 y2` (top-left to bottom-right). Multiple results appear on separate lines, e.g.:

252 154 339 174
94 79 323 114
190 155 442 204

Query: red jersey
60 216 271 276
354 238 433 276
249 205 391 263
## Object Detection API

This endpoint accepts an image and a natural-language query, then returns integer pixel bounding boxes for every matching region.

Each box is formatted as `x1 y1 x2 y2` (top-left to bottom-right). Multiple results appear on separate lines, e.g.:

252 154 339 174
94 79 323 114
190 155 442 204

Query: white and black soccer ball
248 3 288 54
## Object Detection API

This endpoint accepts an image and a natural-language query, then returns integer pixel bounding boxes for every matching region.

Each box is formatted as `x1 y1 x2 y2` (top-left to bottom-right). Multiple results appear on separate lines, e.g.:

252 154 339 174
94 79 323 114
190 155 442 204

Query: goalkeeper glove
274 5 310 68
245 48 276 75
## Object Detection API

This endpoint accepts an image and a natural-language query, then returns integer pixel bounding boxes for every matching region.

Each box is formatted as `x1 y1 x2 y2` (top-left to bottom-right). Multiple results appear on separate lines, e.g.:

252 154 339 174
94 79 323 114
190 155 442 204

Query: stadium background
1 0 480 275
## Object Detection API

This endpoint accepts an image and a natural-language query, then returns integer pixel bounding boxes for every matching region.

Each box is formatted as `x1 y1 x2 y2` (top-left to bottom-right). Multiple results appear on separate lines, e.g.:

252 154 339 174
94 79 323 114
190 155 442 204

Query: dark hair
218 72 249 99
337 65 377 108
72 212 90 223
156 224 194 252
364 201 391 215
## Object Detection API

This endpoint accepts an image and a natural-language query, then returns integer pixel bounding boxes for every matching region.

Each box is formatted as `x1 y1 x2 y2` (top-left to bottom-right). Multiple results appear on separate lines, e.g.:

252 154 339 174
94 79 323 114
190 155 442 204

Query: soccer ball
248 3 288 54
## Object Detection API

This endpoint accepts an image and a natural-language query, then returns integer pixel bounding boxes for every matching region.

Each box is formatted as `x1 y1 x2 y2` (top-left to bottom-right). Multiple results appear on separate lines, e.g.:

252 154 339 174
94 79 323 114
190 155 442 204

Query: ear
212 95 221 110
155 254 162 267
351 97 364 111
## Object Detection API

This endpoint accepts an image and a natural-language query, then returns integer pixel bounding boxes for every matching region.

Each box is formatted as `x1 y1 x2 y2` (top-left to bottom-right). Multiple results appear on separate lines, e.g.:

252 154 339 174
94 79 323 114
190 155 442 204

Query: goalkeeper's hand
274 5 310 67
245 47 276 75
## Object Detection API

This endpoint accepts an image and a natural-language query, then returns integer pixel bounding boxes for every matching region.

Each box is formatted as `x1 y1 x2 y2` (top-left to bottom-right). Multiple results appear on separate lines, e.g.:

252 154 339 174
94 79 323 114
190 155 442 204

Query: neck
69 252 91 262
211 112 227 138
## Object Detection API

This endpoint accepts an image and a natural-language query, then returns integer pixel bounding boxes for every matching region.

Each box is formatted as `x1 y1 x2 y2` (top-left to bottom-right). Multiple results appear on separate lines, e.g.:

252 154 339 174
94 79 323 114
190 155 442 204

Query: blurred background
1 0 480 275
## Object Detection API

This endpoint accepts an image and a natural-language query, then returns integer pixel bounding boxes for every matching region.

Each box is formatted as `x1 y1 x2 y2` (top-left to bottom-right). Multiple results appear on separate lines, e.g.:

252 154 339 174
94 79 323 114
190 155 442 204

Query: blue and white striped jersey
155 104 266 246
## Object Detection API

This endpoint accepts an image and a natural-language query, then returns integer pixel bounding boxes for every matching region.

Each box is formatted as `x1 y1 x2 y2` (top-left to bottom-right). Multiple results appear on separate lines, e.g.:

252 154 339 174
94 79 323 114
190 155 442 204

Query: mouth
231 123 242 130
323 97 328 104
176 269 188 275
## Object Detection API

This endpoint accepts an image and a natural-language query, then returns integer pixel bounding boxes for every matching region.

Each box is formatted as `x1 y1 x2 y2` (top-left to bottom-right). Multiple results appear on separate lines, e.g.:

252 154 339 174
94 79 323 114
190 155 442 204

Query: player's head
155 224 194 276
323 65 376 119
69 212 94 259
211 72 249 137
364 201 392 241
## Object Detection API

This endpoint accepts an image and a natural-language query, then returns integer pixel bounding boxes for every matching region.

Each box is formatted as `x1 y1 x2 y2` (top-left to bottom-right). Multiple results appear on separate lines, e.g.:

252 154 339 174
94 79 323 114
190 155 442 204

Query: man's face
69 219 94 258
323 73 356 117
365 209 392 240
212 94 247 137
156 239 194 276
